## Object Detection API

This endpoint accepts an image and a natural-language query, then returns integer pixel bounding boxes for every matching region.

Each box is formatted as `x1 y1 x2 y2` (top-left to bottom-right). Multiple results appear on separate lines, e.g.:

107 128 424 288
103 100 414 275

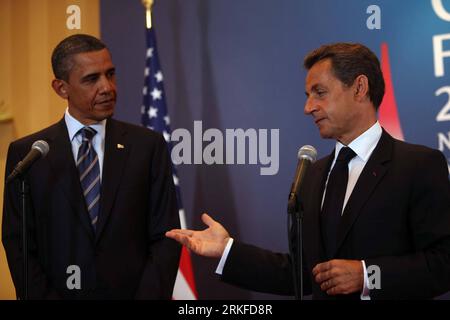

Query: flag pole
142 0 154 29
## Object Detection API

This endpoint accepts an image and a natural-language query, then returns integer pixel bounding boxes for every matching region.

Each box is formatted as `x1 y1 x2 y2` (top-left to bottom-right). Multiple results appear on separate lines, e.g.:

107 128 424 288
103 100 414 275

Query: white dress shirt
216 121 383 300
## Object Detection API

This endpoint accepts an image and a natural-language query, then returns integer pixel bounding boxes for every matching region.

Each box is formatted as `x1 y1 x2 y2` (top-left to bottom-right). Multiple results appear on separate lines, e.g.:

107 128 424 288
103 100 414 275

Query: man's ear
353 75 369 101
51 79 69 99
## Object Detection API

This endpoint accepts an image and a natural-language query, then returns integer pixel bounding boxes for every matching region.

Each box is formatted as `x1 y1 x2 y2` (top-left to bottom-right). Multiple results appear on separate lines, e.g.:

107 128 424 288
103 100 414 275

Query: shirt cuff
215 238 234 275
360 260 371 300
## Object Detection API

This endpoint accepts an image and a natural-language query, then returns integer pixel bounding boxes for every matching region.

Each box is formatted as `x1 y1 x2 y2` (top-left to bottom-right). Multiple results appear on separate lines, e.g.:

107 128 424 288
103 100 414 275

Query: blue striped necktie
77 127 101 231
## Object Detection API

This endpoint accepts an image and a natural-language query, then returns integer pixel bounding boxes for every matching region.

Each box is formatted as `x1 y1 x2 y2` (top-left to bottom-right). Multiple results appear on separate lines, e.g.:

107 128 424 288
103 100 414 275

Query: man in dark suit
166 43 450 299
2 34 181 299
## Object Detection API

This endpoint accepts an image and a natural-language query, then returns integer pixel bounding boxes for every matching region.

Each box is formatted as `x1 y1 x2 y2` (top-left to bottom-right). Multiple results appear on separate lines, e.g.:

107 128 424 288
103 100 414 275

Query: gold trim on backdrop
0 100 13 122
142 0 154 29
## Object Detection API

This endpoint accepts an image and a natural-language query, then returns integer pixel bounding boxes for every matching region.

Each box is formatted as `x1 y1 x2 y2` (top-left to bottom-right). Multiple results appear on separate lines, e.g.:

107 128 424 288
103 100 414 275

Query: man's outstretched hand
165 213 230 258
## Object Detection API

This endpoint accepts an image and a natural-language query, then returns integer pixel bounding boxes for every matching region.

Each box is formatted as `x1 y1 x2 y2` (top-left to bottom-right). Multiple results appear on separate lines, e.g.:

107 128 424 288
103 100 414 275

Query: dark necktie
321 147 356 258
77 127 101 231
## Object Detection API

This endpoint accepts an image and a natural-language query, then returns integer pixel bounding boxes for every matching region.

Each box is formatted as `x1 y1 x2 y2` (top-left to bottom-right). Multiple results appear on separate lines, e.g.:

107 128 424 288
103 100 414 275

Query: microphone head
297 145 317 162
32 140 50 157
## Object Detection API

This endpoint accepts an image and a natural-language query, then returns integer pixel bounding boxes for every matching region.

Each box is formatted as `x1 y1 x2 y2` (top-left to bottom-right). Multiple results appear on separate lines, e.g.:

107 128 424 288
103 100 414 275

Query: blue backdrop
100 0 450 299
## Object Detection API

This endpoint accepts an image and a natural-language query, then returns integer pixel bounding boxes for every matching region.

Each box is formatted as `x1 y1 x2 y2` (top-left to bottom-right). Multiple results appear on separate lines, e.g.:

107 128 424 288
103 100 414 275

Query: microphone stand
19 178 29 300
288 195 303 301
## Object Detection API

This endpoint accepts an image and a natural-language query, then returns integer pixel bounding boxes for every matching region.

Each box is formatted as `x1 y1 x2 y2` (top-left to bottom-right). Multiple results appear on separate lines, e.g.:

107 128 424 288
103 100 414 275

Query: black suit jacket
2 118 181 299
222 130 450 299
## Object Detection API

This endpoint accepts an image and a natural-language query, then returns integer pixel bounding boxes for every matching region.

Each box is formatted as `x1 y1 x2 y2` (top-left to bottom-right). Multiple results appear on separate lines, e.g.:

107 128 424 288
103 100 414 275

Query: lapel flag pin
117 143 124 149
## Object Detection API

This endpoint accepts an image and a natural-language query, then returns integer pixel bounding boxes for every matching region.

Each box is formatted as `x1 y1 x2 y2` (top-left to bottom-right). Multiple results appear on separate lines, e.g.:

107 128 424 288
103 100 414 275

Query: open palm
165 213 230 258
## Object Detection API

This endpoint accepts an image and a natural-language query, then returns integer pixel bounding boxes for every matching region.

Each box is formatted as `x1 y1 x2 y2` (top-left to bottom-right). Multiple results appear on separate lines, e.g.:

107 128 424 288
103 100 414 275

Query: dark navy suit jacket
2 118 181 299
222 130 450 299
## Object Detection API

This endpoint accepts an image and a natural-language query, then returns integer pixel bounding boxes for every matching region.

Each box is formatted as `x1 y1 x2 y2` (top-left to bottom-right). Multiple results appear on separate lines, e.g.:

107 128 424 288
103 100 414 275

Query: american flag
141 26 198 300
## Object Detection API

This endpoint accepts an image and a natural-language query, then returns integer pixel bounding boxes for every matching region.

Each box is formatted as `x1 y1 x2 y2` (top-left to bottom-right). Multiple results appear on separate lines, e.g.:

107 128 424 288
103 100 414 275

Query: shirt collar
334 121 382 162
64 108 106 141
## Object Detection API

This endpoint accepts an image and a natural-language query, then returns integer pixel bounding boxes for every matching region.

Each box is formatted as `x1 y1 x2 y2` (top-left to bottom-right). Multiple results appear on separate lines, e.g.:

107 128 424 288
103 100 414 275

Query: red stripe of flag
379 42 404 141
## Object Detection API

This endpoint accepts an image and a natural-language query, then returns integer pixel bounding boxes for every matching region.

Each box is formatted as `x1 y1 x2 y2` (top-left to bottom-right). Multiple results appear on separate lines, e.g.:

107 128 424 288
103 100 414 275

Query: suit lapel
334 130 393 254
46 119 95 240
95 119 129 243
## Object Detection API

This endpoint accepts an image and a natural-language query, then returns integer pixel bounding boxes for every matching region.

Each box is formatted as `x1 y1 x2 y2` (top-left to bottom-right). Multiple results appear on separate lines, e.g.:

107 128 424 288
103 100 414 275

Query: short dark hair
304 43 385 109
51 34 107 81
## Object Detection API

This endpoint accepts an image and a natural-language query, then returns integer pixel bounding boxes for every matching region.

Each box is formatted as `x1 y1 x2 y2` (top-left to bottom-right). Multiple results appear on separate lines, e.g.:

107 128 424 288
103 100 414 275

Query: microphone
6 140 50 184
288 145 317 214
